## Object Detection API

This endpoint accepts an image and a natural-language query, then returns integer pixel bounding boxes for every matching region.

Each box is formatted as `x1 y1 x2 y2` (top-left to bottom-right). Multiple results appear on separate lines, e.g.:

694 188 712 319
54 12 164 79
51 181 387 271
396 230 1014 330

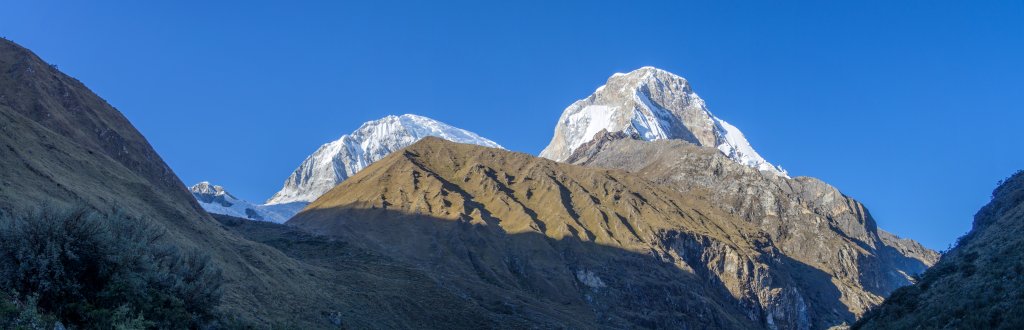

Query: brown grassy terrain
289 137 901 329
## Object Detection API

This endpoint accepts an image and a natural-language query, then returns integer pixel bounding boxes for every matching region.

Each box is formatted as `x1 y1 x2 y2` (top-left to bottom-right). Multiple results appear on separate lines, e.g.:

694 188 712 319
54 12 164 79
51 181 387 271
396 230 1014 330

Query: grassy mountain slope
289 137 887 329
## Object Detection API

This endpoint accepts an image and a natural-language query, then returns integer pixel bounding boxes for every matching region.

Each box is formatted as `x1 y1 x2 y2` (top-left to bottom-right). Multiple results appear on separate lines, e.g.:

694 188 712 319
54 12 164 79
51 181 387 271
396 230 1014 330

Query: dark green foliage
1 292 58 329
856 170 1024 330
0 208 224 329
994 170 1024 196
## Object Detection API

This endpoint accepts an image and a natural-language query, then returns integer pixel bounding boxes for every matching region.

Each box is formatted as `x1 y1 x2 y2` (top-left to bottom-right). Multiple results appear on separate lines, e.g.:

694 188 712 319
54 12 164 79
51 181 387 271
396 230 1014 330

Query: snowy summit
190 182 306 223
540 66 787 176
266 114 503 205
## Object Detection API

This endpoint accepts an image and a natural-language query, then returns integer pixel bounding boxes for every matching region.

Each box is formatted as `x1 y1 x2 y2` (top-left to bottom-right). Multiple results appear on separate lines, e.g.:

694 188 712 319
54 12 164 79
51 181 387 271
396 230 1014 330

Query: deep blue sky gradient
2 1 1022 250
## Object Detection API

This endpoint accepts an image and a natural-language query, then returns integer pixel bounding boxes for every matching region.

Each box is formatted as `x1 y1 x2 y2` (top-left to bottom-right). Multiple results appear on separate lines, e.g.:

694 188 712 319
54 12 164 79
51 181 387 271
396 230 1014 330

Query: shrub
0 292 57 330
0 207 224 329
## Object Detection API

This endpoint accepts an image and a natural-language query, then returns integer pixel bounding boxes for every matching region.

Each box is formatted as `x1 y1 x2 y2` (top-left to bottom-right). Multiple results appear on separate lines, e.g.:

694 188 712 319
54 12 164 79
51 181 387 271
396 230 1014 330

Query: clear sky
2 1 1021 250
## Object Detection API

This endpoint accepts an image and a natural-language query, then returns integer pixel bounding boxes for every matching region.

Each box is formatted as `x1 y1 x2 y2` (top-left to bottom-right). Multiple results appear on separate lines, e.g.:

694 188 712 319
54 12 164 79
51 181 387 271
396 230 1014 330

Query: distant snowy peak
190 182 306 223
190 182 238 208
190 181 226 197
266 114 503 205
540 66 787 176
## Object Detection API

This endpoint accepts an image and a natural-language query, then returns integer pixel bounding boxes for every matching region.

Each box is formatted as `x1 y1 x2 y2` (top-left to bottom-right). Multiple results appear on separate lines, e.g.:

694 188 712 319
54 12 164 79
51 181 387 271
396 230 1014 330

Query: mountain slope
267 114 502 205
540 66 785 175
289 137 930 329
0 38 506 328
190 182 305 223
856 170 1024 329
567 132 938 323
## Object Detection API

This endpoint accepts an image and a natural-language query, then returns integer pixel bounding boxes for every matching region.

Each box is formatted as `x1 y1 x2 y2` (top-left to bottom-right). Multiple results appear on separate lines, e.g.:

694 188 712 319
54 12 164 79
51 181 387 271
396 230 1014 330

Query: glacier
540 66 787 177
190 182 307 223
266 114 503 205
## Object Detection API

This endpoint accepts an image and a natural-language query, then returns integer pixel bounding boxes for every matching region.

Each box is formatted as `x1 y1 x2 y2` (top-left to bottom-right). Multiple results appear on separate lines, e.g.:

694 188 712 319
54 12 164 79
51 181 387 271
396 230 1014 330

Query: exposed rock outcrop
566 132 939 326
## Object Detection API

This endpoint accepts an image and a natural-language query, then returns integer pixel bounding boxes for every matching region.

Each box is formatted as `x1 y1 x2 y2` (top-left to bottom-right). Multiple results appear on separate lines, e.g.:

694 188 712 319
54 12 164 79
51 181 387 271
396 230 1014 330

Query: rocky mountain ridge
289 137 937 329
567 132 938 317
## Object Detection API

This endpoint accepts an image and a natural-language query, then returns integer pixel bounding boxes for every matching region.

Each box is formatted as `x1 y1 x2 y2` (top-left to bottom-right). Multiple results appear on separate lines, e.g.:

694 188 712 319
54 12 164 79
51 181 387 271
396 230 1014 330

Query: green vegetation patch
0 208 224 329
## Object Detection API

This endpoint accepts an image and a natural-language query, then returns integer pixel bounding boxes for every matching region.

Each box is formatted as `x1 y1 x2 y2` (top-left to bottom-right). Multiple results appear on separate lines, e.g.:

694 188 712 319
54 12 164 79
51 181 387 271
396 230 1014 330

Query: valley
0 35 1017 330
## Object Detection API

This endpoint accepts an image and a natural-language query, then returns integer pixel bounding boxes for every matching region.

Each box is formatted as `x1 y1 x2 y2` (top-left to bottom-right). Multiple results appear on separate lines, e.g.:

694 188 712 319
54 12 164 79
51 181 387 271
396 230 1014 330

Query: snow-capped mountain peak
540 67 787 176
266 114 503 205
190 181 227 197
190 182 306 223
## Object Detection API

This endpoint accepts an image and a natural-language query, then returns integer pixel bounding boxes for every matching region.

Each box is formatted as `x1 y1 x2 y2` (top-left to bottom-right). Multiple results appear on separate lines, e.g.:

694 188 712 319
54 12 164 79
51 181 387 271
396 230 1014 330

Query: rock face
856 170 1024 329
190 182 306 223
540 67 786 176
289 137 935 329
567 132 938 327
267 114 502 205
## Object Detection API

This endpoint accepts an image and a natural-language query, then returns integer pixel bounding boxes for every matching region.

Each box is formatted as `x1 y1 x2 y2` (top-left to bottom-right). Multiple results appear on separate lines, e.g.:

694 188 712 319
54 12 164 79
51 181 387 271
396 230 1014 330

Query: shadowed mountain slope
856 170 1024 329
289 137 925 329
0 38 503 328
567 132 938 323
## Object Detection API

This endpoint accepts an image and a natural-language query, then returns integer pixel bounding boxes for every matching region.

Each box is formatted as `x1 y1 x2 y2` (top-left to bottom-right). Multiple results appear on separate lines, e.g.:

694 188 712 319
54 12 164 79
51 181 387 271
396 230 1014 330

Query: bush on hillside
0 208 224 329
0 292 57 330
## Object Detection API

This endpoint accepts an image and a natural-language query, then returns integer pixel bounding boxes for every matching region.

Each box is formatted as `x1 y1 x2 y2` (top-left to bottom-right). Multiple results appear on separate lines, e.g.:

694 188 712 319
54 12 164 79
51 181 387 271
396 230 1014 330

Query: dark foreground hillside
856 170 1024 329
0 38 502 328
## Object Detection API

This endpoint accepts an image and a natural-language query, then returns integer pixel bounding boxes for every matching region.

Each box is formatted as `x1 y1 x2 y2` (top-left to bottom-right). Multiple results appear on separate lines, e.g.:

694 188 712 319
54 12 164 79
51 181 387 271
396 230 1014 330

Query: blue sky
2 1 1021 250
